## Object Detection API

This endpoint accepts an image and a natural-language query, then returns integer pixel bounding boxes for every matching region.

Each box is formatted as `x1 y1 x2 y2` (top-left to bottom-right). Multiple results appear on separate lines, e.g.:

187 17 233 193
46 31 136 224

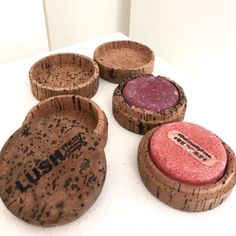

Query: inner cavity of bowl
31 54 95 88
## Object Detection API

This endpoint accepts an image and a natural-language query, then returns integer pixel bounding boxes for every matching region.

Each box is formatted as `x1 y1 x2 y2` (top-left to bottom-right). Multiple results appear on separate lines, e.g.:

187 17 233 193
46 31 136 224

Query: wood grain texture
112 76 187 134
94 40 154 84
138 127 236 212
29 53 99 101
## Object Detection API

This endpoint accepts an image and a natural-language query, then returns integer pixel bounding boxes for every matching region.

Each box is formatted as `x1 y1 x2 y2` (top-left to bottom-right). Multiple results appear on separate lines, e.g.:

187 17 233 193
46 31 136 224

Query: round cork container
23 95 108 148
112 75 187 135
29 53 99 101
93 40 154 84
138 122 236 212
0 95 108 226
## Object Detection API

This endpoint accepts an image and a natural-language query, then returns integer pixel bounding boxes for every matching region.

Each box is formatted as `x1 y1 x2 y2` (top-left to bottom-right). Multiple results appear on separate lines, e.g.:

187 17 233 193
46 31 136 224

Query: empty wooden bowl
29 53 100 100
23 95 108 148
94 40 154 84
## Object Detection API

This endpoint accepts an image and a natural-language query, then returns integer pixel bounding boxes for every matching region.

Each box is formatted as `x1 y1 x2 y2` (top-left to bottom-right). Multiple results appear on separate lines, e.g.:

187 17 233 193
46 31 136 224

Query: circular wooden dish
23 95 108 148
0 95 108 226
93 40 154 84
29 53 100 101
138 127 236 212
112 76 187 135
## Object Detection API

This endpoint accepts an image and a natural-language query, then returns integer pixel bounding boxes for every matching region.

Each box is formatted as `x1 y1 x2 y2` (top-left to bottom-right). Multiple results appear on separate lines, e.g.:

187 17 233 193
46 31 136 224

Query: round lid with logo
0 95 107 226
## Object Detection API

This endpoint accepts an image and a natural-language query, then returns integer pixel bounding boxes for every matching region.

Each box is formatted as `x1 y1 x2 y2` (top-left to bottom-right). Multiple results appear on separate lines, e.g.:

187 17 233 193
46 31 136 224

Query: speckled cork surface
112 75 187 135
138 125 236 212
94 40 154 84
0 95 108 226
30 53 100 101
23 95 108 148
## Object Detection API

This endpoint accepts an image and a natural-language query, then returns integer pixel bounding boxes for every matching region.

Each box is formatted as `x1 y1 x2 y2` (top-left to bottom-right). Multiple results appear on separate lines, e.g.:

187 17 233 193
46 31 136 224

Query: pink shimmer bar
150 122 227 185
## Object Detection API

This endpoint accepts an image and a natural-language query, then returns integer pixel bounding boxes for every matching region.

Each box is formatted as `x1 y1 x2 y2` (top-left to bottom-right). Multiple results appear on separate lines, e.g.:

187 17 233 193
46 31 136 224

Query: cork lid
29 53 100 101
0 95 108 226
94 40 154 84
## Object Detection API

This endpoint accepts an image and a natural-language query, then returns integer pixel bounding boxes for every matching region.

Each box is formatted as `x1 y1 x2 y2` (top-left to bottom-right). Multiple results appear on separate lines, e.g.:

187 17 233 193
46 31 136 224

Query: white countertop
0 32 235 236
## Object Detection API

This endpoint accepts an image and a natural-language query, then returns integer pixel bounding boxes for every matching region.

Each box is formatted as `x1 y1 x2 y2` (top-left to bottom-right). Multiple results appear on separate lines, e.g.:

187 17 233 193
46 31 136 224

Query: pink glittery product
150 122 227 185
122 75 179 112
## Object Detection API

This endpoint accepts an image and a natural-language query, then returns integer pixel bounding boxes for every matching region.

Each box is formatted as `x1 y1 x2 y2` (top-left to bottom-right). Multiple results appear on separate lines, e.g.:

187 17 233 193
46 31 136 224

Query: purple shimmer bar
122 75 179 112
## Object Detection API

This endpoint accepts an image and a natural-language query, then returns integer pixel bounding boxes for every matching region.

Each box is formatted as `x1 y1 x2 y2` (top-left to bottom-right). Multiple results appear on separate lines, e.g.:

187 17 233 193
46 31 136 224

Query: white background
44 0 130 49
0 0 236 235
0 0 49 63
130 0 236 85
0 32 235 236
0 0 130 63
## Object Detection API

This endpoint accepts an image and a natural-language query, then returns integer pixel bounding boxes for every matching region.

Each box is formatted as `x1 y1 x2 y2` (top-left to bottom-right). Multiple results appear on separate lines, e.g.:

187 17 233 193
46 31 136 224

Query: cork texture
112 76 187 135
23 95 108 148
29 53 99 101
0 95 108 226
138 127 236 212
94 40 154 84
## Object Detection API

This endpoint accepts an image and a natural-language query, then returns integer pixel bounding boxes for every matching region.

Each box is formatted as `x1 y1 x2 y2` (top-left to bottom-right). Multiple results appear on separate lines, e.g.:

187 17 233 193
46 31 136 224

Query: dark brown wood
138 127 236 212
112 76 187 135
29 53 100 100
0 95 108 226
94 40 154 84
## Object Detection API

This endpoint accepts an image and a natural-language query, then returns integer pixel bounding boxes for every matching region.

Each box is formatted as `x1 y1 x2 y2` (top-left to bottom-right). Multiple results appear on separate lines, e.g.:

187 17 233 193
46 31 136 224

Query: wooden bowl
0 95 108 226
138 127 236 212
23 95 108 148
94 40 154 84
112 76 187 135
29 53 99 100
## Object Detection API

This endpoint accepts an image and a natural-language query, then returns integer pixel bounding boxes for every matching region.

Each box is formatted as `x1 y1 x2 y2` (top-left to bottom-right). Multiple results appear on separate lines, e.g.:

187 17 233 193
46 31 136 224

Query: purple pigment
122 75 179 112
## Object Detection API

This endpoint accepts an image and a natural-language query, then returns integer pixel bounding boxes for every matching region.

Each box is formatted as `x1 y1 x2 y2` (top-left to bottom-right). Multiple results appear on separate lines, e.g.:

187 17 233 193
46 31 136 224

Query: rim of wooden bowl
94 40 155 84
29 53 100 100
23 95 108 148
